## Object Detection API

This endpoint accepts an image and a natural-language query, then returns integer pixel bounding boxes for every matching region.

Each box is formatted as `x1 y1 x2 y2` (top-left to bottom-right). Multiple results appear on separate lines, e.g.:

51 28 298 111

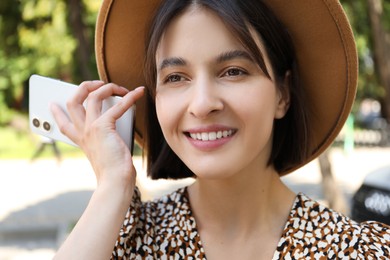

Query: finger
73 80 106 104
67 81 105 129
85 83 130 125
102 86 145 124
50 103 79 143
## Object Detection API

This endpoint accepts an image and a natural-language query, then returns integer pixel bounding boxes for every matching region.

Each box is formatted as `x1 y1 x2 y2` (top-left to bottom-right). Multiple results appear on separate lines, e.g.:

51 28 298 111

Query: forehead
154 6 272 76
156 7 245 59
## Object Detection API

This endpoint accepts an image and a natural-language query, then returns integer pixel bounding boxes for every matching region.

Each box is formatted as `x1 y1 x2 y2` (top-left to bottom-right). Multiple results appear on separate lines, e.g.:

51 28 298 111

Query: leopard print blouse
111 187 390 259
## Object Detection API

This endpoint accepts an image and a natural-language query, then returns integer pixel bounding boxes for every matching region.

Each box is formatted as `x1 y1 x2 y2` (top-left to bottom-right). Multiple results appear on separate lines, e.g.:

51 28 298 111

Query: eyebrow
157 50 254 72
158 57 186 72
216 50 254 64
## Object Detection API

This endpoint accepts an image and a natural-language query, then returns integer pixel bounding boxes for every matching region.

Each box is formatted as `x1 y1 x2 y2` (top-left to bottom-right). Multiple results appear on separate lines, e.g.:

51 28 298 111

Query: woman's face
155 7 289 179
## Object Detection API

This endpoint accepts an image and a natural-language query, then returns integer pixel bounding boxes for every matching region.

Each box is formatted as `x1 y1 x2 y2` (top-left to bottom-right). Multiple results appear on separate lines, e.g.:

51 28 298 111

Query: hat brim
95 0 357 174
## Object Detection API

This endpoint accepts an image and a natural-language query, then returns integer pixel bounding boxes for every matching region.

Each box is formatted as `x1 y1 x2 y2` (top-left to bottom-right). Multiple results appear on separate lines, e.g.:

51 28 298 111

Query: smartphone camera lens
43 121 51 132
32 118 40 128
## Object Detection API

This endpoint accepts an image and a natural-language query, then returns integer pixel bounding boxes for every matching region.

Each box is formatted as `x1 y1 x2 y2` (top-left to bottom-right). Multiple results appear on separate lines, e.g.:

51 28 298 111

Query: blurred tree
0 0 98 124
318 149 349 215
66 0 99 82
366 0 390 120
0 1 23 122
342 0 390 118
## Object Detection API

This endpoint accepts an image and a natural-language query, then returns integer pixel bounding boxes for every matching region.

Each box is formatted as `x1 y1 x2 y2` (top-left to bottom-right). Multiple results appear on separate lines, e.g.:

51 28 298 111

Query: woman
52 0 390 259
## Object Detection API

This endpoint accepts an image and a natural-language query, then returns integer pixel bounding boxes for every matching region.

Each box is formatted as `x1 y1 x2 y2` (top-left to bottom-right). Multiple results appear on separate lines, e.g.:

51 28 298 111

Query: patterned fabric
111 187 390 259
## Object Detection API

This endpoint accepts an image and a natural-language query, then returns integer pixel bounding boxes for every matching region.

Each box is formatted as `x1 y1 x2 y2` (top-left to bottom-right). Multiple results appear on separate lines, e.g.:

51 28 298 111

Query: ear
274 71 291 119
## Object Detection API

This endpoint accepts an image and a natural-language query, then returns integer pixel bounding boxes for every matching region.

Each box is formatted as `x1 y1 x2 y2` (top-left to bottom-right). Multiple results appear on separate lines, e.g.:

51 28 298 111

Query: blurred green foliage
0 0 99 125
342 0 390 113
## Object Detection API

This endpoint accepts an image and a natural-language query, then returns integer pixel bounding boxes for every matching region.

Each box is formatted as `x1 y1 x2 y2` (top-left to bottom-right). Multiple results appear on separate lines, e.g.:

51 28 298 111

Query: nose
187 78 224 119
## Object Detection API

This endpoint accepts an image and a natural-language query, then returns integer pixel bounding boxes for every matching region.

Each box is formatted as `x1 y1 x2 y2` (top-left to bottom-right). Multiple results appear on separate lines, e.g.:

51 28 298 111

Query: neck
187 166 295 238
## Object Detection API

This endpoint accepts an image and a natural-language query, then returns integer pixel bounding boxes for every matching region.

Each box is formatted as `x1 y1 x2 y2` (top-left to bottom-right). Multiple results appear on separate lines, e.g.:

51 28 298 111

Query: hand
50 80 145 191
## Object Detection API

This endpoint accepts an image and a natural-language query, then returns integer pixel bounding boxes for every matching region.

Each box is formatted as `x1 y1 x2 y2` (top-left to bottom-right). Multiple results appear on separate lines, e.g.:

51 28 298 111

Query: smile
188 130 234 141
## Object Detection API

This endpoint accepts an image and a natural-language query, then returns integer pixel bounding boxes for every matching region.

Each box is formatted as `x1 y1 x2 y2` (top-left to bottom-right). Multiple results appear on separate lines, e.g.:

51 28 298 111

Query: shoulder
277 193 390 259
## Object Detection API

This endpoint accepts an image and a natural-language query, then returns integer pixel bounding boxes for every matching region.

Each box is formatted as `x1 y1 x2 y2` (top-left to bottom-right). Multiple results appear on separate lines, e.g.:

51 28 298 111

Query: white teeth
223 130 229 137
209 132 217 141
189 130 233 141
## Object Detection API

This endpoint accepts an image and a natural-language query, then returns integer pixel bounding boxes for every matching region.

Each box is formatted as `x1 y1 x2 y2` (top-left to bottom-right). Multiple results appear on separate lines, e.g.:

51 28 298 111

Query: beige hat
95 0 358 173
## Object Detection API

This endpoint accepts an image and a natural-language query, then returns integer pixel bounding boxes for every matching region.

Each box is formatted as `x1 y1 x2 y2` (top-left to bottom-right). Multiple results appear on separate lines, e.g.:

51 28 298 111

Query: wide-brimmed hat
95 0 357 174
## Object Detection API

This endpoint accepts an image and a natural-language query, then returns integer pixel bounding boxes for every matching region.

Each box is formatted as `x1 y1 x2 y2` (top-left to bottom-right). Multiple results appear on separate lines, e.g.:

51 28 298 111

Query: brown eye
167 74 183 83
224 68 247 77
228 69 240 76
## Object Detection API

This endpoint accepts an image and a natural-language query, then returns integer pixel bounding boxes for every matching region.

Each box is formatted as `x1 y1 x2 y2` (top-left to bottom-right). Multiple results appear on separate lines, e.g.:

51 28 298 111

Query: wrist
96 164 136 194
95 178 135 212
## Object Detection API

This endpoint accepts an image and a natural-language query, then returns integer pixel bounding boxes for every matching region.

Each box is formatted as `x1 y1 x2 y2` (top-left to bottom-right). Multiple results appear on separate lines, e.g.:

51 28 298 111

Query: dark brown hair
144 0 309 179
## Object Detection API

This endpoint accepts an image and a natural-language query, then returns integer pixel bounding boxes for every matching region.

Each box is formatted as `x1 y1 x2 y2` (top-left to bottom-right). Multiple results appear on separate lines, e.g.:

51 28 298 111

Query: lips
184 126 236 150
189 130 234 141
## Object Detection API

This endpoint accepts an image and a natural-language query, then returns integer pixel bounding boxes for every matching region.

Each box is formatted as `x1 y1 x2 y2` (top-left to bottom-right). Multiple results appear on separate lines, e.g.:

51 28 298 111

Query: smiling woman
52 0 390 259
146 1 307 180
153 7 289 183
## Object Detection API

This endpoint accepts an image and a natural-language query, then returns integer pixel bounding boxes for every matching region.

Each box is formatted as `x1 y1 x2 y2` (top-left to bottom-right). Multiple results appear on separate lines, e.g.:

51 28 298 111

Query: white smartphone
29 74 135 150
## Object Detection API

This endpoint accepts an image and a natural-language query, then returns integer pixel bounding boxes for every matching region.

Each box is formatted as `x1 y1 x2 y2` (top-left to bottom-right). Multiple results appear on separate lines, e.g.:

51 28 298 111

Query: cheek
155 95 169 132
155 93 182 138
233 87 278 140
233 87 278 120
